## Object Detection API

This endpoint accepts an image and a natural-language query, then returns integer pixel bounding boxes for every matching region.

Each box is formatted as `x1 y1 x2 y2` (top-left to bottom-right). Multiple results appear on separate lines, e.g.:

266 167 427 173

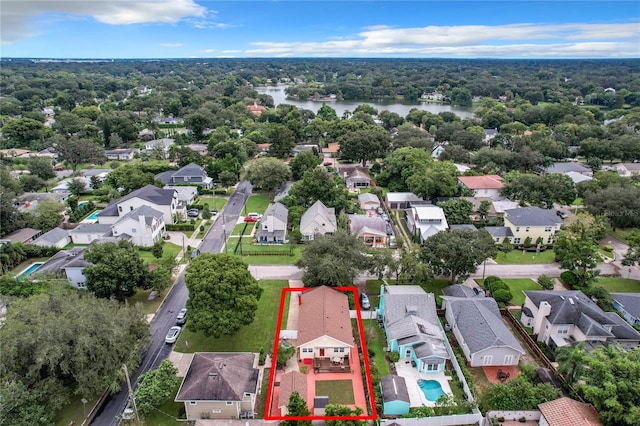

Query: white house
299 200 337 241
113 185 182 225
358 193 380 210
385 192 422 210
405 205 449 243
256 203 288 244
31 227 70 249
69 224 112 244
111 206 166 247
164 185 197 206
615 163 640 177
458 175 504 200
145 138 174 158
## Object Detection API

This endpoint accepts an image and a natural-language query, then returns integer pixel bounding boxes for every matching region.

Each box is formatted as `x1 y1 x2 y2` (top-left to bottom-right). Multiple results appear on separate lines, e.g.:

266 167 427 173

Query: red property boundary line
264 286 377 421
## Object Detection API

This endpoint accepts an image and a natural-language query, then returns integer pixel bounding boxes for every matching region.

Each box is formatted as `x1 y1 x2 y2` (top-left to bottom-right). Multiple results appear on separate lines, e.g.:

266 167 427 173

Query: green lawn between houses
174 280 288 353
315 380 355 405
365 278 450 307
244 194 270 216
138 242 182 265
493 249 556 264
225 237 304 265
595 277 640 293
362 319 390 377
476 278 541 306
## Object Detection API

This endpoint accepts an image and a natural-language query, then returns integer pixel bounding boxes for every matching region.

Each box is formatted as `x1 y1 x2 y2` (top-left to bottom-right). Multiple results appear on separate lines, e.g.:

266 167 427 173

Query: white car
176 308 187 325
165 326 181 344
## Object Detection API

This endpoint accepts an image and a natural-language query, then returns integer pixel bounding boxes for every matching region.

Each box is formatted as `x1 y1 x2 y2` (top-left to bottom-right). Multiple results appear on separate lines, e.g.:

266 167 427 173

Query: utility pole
123 364 140 424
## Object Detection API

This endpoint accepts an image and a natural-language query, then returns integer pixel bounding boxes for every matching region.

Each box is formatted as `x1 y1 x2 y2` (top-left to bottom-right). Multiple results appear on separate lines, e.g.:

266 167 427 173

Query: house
504 207 562 246
358 193 380 210
101 185 183 225
385 192 422 210
321 142 339 158
155 163 213 189
164 185 197 206
442 295 525 367
565 171 593 184
492 200 519 216
521 290 640 351
338 166 371 191
33 247 92 288
18 192 67 212
484 226 515 244
380 375 410 416
31 227 70 248
69 224 113 244
247 103 265 116
105 148 135 161
299 200 337 241
462 196 498 221
175 352 259 420
538 397 602 426
378 285 449 374
431 144 445 159
0 148 32 158
278 371 308 416
153 116 184 125
296 286 354 365
545 162 593 177
348 214 388 247
611 293 640 327
50 177 91 193
2 228 42 244
145 138 174 158
442 284 484 298
615 162 640 177
188 143 209 155
292 144 319 156
256 203 288 244
458 175 504 200
483 128 498 144
111 206 166 247
404 205 448 243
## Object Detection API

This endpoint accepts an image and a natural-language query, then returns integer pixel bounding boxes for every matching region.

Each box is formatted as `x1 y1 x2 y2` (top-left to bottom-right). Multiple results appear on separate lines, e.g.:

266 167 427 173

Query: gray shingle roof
504 207 562 227
98 200 119 218
32 227 69 245
261 202 288 223
154 170 175 185
70 223 112 235
443 296 524 355
300 200 336 235
115 205 164 226
381 375 410 403
171 163 206 179
442 284 478 298
119 184 175 206
545 162 592 174
611 293 640 320
484 226 514 238
34 247 90 277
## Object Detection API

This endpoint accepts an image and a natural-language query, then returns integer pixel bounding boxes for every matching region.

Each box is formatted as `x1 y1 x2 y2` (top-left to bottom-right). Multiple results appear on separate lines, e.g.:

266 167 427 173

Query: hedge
165 224 196 231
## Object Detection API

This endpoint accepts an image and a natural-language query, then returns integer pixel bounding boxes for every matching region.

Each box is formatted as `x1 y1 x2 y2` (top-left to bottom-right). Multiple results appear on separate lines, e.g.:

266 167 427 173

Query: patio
395 358 453 407
482 365 520 384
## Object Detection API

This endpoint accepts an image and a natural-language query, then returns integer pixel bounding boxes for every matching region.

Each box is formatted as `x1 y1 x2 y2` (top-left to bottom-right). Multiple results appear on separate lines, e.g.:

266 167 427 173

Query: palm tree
0 242 27 273
556 343 586 388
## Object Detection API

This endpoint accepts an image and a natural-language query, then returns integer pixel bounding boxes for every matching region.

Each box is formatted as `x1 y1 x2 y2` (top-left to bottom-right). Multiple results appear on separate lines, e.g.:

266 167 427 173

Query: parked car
165 326 181 344
244 212 261 222
210 209 218 215
556 209 569 219
122 405 134 421
176 308 187 325
187 208 200 217
360 293 371 310
381 213 389 222
323 161 333 166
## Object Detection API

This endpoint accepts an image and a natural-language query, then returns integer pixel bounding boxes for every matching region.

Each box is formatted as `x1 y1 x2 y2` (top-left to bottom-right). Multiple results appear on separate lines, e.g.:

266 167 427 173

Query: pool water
86 210 102 221
418 379 445 402
17 262 44 280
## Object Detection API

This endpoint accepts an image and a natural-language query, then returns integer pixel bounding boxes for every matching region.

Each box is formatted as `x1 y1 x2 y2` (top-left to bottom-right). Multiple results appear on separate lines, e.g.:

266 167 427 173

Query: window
557 325 569 334
212 409 221 413
226 402 233 406
131 228 136 233
525 226 530 232
118 206 123 213
302 348 312 353
190 401 197 405
515 227 520 232
545 226 552 232
333 348 344 353
426 363 439 371
547 236 553 244
514 238 521 244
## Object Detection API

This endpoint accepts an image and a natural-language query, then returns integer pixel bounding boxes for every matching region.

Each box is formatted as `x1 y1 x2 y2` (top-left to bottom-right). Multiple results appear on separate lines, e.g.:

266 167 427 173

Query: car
244 212 261 222
381 213 389 222
187 209 200 217
122 401 134 421
54 167 64 171
360 293 371 310
556 209 569 219
323 161 333 166
386 223 393 235
210 209 218 215
165 326 181 344
176 308 187 325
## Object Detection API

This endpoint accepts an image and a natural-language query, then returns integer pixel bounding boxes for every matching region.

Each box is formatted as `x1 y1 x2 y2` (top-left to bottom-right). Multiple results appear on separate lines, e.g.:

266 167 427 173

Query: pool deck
395 358 453 407
16 262 44 280
81 210 102 224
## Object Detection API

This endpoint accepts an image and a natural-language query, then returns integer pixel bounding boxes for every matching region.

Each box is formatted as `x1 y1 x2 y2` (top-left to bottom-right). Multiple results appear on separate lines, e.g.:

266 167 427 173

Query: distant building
458 175 504 200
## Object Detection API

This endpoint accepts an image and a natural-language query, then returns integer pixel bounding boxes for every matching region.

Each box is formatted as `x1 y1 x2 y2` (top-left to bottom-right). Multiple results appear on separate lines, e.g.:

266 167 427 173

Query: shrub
300 365 309 374
493 288 513 304
483 275 502 289
388 352 400 363
523 236 533 248
165 224 195 231
560 271 578 288
603 244 613 252
537 274 555 290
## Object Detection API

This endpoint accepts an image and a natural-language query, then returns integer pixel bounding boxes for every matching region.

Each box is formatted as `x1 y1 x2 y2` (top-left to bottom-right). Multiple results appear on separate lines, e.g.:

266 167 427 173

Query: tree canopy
185 253 263 338
246 157 291 193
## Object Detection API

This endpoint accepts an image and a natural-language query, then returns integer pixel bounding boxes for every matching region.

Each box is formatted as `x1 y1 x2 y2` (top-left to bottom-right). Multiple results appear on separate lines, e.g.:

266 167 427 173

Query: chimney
298 294 302 305
533 300 552 335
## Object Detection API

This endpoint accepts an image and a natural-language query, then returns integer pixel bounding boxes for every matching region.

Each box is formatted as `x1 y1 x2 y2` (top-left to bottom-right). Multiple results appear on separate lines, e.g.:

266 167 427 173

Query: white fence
381 413 484 426
485 410 541 423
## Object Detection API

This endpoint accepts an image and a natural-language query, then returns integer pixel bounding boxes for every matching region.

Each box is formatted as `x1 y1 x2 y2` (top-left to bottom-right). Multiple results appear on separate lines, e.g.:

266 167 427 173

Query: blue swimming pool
17 262 44 280
86 210 102 221
418 379 445 402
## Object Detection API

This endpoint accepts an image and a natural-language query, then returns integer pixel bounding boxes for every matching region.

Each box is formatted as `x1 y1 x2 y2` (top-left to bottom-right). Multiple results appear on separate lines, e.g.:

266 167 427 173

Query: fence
485 410 541 423
500 309 556 371
381 412 484 426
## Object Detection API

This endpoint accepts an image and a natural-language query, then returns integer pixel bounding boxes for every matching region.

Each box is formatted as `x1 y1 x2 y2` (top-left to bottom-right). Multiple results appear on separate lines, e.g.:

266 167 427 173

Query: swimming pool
86 210 102 221
418 379 445 402
17 262 44 280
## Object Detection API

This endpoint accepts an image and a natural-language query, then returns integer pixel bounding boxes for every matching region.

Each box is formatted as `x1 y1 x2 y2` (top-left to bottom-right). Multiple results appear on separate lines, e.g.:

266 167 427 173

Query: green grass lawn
195 219 214 239
224 237 304 265
476 278 541 306
231 222 255 236
418 278 451 304
139 382 186 426
54 394 100 426
366 278 450 305
197 195 227 212
571 198 583 206
362 320 390 377
125 288 165 315
610 228 638 244
10 257 49 276
596 277 640 293
245 194 270 215
138 242 181 265
315 380 355 405
494 249 556 264
174 280 288 353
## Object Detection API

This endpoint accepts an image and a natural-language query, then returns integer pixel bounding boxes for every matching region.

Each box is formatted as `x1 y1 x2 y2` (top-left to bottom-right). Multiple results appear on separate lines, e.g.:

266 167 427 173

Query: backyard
315 380 355 405
174 280 288 353
138 242 181 265
494 249 556 265
362 320 390 377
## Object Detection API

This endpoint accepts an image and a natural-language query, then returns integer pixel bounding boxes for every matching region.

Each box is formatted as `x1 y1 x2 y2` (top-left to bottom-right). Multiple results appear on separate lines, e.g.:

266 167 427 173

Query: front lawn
245 194 270 215
225 237 304 265
366 278 450 305
315 380 355 405
138 242 181 265
610 228 638 244
494 249 556 264
126 288 165 315
418 278 451 304
54 394 100 426
174 280 288 353
596 277 640 293
476 278 541 306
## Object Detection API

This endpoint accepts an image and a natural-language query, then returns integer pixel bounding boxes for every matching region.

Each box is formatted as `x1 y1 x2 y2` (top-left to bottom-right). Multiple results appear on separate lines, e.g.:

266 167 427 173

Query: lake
255 85 476 119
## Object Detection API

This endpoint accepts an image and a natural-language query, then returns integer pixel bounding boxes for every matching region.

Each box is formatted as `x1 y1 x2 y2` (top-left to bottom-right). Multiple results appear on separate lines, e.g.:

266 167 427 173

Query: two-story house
458 175 504 200
348 214 388 247
256 203 288 244
98 185 183 225
155 163 213 189
111 206 166 247
521 290 640 351
504 207 562 246
404 205 448 243
299 200 337 241
145 138 174 158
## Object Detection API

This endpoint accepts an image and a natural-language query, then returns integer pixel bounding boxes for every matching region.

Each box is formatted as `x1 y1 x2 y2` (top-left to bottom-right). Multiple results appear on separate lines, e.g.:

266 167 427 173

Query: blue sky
2 1 639 58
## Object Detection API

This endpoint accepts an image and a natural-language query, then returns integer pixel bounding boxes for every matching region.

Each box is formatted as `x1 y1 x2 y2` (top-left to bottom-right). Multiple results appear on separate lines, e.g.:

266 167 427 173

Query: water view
256 85 476 119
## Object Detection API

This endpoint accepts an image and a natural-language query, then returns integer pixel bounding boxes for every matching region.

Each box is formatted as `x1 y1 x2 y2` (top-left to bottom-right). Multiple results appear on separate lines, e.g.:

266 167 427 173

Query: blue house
378 285 449 374
380 375 410 416
611 293 640 327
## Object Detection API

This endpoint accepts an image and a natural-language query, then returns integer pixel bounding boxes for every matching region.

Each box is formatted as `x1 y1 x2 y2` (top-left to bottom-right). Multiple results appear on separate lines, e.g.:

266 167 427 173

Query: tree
0 380 53 426
501 173 575 208
103 164 160 195
19 174 45 192
479 375 560 412
151 241 164 259
28 156 54 180
54 138 106 172
584 184 640 228
296 230 373 287
289 150 321 180
537 274 555 290
420 228 497 283
622 231 640 267
29 201 64 232
0 117 45 148
555 343 586 388
554 213 603 289
377 147 434 191
83 240 151 300
0 242 27 273
500 237 513 259
407 161 459 200
246 157 291 194
134 360 180 417
66 177 86 196
476 200 492 222
437 199 474 224
338 127 390 166
288 167 349 212
0 288 148 412
185 253 263 338
281 392 312 426
218 170 238 192
324 405 366 426
266 123 296 158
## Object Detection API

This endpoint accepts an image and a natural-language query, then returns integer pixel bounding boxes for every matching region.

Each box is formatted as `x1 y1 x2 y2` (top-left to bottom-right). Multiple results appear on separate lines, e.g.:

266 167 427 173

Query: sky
1 1 639 59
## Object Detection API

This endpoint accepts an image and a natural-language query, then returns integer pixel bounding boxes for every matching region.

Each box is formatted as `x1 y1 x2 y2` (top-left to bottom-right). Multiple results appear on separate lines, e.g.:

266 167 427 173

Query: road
90 181 252 426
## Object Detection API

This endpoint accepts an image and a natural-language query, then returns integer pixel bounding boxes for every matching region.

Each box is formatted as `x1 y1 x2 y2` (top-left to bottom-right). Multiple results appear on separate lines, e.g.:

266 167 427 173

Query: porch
313 357 352 373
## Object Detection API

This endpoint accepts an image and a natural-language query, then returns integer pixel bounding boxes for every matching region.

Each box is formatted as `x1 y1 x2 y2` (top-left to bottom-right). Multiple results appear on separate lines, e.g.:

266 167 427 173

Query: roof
611 293 640 319
545 162 592 174
381 375 410 403
32 227 69 245
618 162 640 171
504 206 562 227
98 200 119 218
443 296 525 355
34 247 90 277
82 168 111 177
348 215 387 237
115 205 164 227
322 142 339 154
175 353 259 402
386 192 422 203
70 223 112 235
171 163 206 178
484 226 514 238
411 204 447 220
300 200 337 235
524 290 640 341
358 193 379 204
278 371 308 408
538 397 602 426
119 184 176 206
457 174 503 190
146 138 174 148
338 166 371 180
261 202 289 223
442 284 478 298
3 228 41 243
297 286 354 347
492 200 519 214
565 171 593 184
105 148 134 154
155 170 176 185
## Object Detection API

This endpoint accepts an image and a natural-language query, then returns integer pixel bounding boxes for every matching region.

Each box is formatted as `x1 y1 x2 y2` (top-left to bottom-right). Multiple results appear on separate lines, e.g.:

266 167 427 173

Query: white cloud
160 43 184 48
245 22 640 58
198 49 217 53
1 0 206 43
